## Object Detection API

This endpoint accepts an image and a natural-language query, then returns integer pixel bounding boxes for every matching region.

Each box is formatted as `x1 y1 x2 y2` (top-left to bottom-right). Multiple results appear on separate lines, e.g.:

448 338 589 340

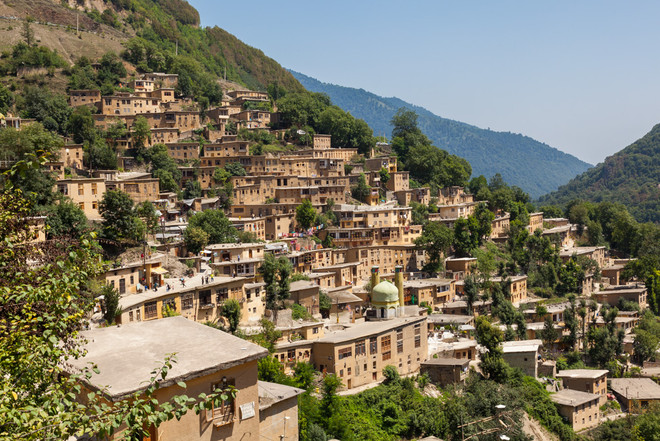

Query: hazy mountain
290 70 592 198
538 124 660 223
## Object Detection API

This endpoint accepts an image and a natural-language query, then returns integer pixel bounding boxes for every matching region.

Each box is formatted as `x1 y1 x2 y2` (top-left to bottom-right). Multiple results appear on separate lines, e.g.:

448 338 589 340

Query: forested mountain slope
291 70 592 198
0 0 303 92
538 124 660 223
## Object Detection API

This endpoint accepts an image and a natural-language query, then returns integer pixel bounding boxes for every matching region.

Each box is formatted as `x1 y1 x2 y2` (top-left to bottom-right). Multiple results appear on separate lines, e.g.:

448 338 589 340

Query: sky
188 0 660 165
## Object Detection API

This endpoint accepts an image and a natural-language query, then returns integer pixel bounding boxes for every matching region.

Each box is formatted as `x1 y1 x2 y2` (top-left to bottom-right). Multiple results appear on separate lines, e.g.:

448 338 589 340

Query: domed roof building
369 266 404 319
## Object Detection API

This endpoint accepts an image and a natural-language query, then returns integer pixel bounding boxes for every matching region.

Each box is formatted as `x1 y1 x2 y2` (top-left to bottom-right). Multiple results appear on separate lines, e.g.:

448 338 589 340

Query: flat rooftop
317 316 426 344
421 358 470 367
557 369 608 379
68 317 267 400
610 378 660 400
501 339 542 353
551 389 600 407
258 381 305 411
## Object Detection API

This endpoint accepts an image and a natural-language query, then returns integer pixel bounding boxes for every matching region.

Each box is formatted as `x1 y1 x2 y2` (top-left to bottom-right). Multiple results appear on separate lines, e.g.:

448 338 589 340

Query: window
355 341 366 356
144 301 157 319
381 336 391 351
414 335 421 348
163 297 176 312
91 183 97 195
78 184 84 196
347 367 351 375
338 347 352 360
397 330 404 353
382 351 391 361
206 379 236 426
287 349 296 361
414 324 421 335
199 290 212 307
182 294 193 309
313 327 319 334
217 288 229 302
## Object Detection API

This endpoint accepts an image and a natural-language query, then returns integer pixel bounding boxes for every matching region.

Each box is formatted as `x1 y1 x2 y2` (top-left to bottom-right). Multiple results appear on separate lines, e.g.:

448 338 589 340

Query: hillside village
2 12 660 441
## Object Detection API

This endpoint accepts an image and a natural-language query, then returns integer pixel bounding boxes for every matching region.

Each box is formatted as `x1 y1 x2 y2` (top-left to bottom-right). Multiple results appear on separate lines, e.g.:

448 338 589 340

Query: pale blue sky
189 0 660 164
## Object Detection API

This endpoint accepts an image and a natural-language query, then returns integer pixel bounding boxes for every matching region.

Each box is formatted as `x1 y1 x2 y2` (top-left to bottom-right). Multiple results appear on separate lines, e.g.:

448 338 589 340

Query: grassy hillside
0 0 303 92
291 70 592 199
538 124 660 223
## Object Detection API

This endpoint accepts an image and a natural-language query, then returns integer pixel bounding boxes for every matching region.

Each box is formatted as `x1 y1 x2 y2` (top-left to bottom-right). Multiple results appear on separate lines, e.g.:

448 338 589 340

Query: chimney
370 266 380 293
395 265 404 307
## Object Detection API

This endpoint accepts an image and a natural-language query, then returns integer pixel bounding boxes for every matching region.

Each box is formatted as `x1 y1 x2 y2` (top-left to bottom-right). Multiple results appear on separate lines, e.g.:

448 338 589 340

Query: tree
453 217 479 257
68 106 97 144
319 291 332 318
183 180 203 199
475 316 509 383
22 19 34 46
183 226 209 255
539 316 559 349
99 190 143 242
296 199 316 230
45 200 88 238
100 284 120 325
135 201 159 238
351 173 371 203
132 115 151 152
87 138 118 170
260 253 293 310
221 299 241 334
633 329 659 363
187 209 237 245
0 83 14 114
415 222 453 272
464 275 480 316
225 162 247 177
17 86 72 135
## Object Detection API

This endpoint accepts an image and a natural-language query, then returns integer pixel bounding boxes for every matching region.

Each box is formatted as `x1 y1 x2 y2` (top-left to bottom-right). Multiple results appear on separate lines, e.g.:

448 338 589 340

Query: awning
150 267 169 275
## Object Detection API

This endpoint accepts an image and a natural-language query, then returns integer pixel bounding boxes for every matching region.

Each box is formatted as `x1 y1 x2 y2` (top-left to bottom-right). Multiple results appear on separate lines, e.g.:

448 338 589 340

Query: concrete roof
557 369 608 379
421 358 470 367
289 280 319 292
68 317 268 400
317 316 426 344
328 291 363 304
551 389 600 407
258 381 305 411
118 275 245 310
427 314 474 325
610 378 660 400
501 339 542 353
596 287 647 295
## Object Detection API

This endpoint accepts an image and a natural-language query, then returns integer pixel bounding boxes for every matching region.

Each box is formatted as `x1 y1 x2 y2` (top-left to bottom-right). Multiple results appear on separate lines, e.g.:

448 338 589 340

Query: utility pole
76 14 79 35
175 40 178 56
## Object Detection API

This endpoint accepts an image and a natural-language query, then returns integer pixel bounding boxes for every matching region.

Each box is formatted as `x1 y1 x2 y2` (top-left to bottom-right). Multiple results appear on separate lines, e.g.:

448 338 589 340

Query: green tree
225 162 247 176
319 291 332 318
135 201 159 238
296 199 317 230
260 253 293 310
633 329 659 363
45 200 88 238
132 115 151 152
22 19 34 46
0 83 14 114
17 86 72 135
415 222 454 272
350 173 371 203
183 180 203 199
67 106 97 144
453 217 480 257
221 299 241 334
100 284 120 325
475 316 509 383
87 138 118 170
187 209 237 245
539 316 559 349
99 190 143 242
464 275 480 316
183 226 209 255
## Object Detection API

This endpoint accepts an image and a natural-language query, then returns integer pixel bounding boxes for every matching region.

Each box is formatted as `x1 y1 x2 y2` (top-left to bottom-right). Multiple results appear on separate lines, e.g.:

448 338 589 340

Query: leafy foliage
538 123 660 222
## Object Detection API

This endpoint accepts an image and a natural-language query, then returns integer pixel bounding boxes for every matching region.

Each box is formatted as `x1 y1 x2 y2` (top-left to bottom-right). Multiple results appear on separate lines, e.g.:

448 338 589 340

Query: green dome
372 281 400 304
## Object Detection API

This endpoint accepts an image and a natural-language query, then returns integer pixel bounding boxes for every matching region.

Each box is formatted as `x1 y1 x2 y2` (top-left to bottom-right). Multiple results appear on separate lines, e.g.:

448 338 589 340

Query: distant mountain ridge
290 70 592 198
538 124 660 223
